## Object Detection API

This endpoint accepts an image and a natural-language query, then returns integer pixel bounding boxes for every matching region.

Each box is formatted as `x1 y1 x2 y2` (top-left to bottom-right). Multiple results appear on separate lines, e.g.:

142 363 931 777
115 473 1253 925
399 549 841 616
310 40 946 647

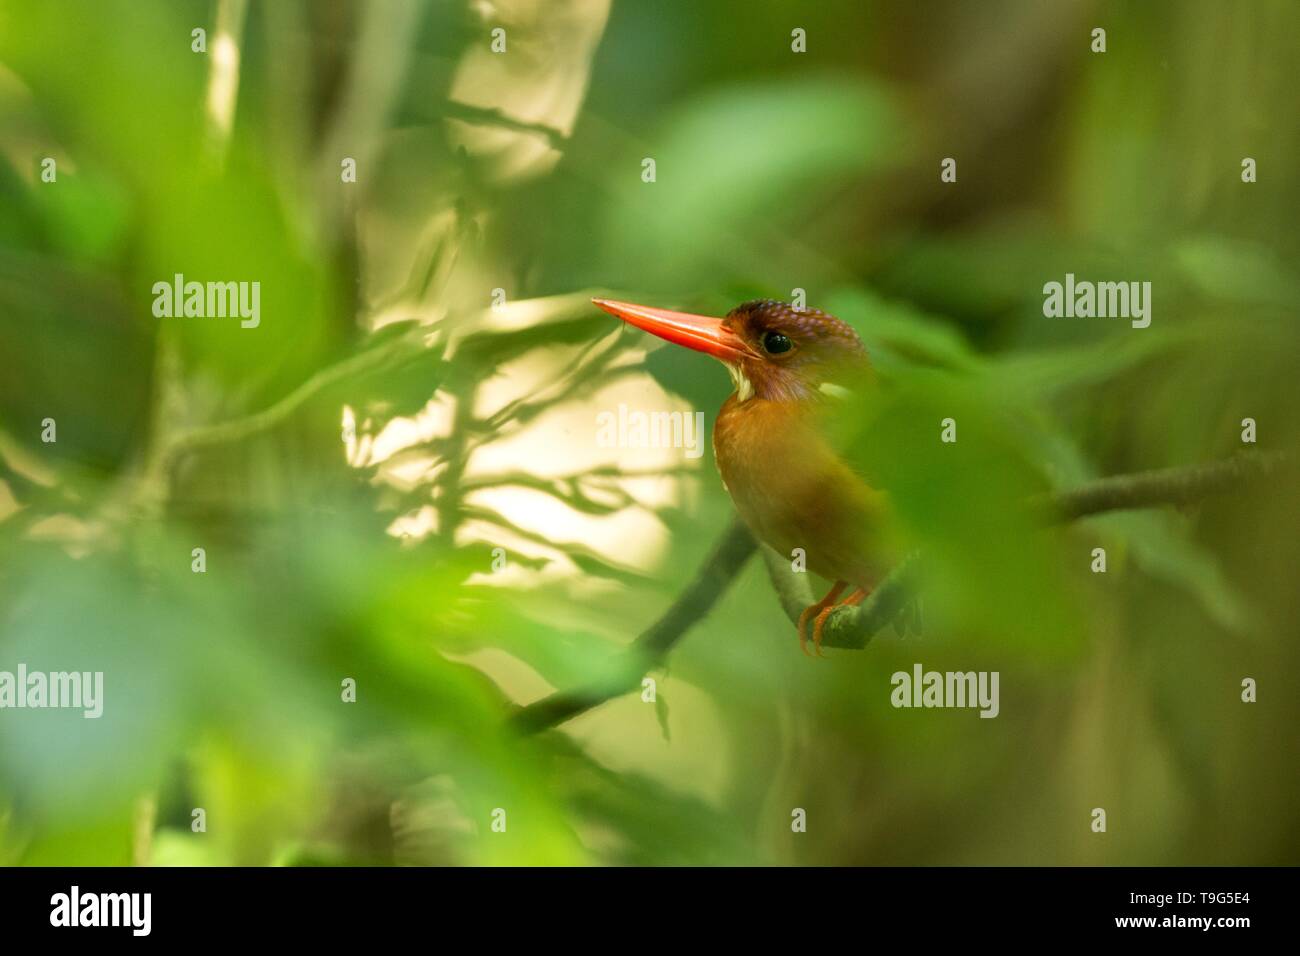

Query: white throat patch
727 363 755 402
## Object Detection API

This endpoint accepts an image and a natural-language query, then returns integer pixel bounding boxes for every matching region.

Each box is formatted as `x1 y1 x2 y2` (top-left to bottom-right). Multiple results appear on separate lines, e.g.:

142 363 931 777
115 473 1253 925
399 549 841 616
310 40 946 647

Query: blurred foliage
0 0 1297 866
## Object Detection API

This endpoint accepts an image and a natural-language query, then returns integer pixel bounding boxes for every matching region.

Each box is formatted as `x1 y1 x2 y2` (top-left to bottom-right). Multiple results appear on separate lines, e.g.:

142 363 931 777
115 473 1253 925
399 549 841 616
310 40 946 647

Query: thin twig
161 292 603 464
1038 451 1290 522
164 326 431 460
510 519 756 734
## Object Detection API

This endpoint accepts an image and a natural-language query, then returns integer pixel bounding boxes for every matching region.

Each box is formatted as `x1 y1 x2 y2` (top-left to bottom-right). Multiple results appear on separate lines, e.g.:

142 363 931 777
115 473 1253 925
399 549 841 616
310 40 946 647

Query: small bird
593 297 894 654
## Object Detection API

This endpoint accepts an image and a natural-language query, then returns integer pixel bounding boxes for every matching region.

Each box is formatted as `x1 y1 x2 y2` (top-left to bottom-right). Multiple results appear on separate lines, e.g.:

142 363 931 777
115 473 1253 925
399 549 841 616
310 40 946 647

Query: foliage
0 0 1296 865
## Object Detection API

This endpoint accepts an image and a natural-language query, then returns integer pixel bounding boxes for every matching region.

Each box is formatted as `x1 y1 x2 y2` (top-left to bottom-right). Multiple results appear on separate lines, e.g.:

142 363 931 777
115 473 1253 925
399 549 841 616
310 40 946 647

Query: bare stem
509 519 756 734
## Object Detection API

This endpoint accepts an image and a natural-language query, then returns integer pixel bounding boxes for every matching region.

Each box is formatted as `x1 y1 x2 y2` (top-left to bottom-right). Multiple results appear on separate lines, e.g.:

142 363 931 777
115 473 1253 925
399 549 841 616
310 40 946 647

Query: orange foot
808 587 869 657
797 582 846 657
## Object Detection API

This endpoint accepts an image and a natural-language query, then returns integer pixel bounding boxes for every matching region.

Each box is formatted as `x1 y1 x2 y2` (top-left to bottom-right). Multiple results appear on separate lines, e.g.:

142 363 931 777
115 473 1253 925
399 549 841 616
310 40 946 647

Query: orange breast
712 395 888 589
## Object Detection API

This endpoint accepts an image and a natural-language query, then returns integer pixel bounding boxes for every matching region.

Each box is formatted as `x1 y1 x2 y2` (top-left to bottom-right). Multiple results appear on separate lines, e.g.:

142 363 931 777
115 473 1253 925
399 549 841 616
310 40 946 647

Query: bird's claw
797 586 870 656
810 605 838 656
797 583 845 658
796 607 818 657
795 605 836 657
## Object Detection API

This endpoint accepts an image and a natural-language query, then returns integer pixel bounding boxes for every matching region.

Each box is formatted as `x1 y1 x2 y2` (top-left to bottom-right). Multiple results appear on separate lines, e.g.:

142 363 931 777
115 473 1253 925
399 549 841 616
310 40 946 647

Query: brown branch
1037 451 1290 522
509 519 756 734
512 452 1289 732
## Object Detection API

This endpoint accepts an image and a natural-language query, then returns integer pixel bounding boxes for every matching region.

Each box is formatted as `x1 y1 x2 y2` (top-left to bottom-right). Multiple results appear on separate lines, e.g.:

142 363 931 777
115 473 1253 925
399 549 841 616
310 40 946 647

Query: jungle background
0 0 1297 865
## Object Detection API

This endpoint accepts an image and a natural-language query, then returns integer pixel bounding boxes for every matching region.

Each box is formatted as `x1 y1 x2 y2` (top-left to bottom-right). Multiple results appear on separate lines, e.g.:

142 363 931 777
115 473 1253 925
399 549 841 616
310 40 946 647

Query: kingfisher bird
593 297 896 655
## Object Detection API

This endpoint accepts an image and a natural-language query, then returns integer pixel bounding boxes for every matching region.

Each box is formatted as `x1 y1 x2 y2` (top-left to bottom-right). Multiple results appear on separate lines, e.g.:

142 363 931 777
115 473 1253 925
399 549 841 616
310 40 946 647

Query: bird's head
594 297 869 403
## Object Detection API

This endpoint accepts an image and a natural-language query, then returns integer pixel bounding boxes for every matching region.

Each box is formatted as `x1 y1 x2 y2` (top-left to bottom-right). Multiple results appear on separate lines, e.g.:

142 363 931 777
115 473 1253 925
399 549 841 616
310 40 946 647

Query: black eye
762 331 793 354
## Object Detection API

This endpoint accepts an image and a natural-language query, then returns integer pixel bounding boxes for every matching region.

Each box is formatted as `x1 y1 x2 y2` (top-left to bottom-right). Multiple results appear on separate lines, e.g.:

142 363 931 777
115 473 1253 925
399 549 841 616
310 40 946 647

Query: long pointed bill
593 298 755 363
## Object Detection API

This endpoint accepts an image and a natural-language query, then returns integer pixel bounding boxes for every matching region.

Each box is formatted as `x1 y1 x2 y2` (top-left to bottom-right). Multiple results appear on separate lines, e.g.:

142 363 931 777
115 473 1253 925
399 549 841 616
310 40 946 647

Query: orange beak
593 298 756 363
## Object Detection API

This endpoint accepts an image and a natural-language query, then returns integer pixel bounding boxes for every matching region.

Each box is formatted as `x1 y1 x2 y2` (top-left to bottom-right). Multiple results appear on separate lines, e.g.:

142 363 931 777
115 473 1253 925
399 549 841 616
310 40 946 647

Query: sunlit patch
358 334 702 590
445 0 612 183
361 394 456 473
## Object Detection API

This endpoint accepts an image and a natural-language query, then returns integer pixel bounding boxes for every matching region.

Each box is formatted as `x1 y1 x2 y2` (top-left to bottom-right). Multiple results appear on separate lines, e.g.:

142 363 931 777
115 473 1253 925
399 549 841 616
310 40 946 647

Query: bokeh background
0 0 1296 865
